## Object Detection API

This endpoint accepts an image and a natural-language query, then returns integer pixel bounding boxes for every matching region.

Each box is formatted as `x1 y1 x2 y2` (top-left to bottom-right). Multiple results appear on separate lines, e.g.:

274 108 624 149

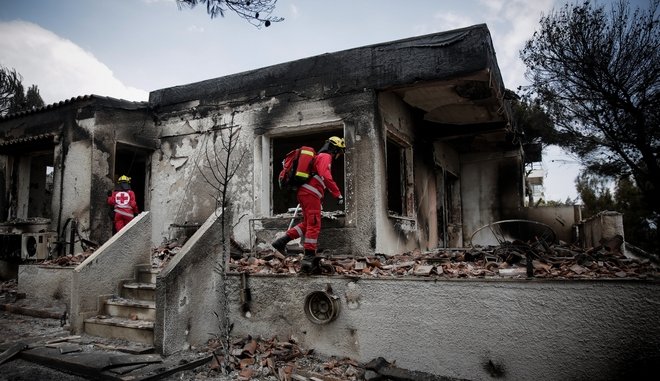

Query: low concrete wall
18 265 73 304
520 205 580 244
154 209 225 355
227 275 660 381
581 211 624 248
70 212 151 333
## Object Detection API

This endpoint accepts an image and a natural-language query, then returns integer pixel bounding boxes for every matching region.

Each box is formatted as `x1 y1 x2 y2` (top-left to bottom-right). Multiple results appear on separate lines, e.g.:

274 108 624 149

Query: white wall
154 208 225 355
18 265 72 304
227 275 660 381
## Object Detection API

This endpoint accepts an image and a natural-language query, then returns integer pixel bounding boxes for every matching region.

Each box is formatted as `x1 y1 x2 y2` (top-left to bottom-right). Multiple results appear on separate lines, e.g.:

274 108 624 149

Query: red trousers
285 190 321 251
114 213 134 232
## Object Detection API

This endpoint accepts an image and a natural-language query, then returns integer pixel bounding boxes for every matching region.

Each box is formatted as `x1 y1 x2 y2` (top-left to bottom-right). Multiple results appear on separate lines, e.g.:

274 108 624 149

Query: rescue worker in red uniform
271 136 345 274
107 175 139 233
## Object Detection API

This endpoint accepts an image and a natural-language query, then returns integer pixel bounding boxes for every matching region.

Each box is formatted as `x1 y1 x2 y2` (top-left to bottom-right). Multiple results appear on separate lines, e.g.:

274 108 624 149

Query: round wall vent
304 290 340 324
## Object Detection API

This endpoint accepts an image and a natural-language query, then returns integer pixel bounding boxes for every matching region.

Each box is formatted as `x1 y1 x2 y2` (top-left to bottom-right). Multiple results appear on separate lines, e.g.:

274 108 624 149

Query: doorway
114 144 151 213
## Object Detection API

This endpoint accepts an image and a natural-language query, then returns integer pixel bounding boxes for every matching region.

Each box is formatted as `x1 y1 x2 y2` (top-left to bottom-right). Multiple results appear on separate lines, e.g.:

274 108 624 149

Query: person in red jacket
107 175 139 233
272 136 345 274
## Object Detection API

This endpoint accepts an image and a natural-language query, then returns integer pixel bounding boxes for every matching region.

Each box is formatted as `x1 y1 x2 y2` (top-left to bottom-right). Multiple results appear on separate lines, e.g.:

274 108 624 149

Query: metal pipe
288 203 300 230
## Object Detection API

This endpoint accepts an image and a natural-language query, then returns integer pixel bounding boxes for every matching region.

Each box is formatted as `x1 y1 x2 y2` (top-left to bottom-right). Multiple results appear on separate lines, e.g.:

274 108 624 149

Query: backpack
278 146 316 190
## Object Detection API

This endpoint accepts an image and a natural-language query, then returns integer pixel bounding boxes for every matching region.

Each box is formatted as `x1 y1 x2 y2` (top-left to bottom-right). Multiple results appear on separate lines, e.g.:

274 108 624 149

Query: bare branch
176 0 283 28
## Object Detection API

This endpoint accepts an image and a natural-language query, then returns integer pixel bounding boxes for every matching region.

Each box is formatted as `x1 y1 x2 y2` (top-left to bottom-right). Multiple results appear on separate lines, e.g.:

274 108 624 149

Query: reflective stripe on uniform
313 174 326 188
304 237 318 244
114 209 134 217
301 183 322 198
294 226 303 237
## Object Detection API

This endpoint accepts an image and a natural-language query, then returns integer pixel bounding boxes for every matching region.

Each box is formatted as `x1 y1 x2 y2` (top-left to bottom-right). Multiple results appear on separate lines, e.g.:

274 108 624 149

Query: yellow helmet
118 175 131 183
328 136 346 150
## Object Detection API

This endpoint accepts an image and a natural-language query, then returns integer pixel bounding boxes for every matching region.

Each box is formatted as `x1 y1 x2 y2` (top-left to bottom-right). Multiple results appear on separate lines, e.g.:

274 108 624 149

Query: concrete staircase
83 264 159 345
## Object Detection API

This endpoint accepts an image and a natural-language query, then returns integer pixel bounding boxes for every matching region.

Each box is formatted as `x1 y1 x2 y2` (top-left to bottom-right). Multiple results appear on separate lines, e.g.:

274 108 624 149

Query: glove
337 196 344 206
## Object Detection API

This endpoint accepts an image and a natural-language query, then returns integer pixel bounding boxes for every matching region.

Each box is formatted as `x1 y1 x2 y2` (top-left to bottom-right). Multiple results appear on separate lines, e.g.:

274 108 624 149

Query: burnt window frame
385 133 413 218
270 127 345 216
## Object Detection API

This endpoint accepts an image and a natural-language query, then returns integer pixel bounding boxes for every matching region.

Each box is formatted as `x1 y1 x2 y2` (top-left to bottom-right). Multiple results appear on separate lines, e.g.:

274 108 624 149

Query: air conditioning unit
21 232 57 261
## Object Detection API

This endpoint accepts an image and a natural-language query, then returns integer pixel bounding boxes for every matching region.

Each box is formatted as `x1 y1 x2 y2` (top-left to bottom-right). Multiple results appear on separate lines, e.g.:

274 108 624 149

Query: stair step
124 282 156 290
84 316 154 345
105 298 156 321
121 282 156 301
137 268 160 284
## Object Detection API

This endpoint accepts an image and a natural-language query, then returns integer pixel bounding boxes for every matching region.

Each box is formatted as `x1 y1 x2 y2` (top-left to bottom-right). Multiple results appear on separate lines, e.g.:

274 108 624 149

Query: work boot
271 234 292 254
300 249 318 274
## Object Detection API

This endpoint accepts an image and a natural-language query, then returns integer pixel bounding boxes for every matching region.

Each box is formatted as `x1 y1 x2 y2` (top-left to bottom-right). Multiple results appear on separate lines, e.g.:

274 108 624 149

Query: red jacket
300 152 341 199
107 189 139 217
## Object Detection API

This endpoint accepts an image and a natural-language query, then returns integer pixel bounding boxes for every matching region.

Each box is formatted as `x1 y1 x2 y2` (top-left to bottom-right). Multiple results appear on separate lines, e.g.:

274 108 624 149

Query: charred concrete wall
461 151 524 244
155 209 225 355
226 275 660 380
83 107 156 244
0 97 154 248
377 91 436 254
519 205 581 244
0 107 68 225
149 84 378 255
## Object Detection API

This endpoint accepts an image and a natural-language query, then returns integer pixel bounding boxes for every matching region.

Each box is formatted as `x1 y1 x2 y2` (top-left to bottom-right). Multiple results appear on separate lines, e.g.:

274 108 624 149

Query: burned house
0 95 157 263
0 24 527 263
147 23 522 255
1 24 657 380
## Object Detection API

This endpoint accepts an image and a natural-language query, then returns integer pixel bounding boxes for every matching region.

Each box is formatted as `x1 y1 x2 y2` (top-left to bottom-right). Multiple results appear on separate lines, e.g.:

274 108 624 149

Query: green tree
510 94 557 148
613 176 657 251
576 173 657 250
0 65 44 116
575 173 616 219
25 85 45 110
520 0 660 218
177 0 283 27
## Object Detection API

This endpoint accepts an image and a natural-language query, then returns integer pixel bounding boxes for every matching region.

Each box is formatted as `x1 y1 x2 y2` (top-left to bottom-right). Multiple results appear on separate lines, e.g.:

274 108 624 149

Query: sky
0 0 648 201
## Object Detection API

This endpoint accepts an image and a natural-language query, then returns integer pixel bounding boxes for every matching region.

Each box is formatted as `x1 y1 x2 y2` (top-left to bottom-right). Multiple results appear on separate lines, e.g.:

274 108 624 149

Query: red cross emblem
115 191 131 206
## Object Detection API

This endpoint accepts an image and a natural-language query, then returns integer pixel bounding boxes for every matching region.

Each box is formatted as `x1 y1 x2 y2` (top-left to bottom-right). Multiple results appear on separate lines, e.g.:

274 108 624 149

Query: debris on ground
38 249 95 267
152 237 247 269
186 335 365 381
0 313 208 380
151 238 184 269
231 238 658 280
1 279 17 295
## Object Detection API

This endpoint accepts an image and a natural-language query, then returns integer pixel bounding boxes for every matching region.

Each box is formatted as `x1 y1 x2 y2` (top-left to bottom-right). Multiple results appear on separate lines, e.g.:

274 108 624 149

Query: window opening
386 138 405 216
27 152 54 219
438 170 461 247
272 131 344 215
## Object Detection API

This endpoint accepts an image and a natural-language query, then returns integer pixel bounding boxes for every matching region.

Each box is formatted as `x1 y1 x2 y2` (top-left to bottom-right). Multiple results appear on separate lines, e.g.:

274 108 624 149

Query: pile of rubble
200 336 361 381
37 249 95 267
231 238 658 280
151 238 184 269
28 238 185 269
1 279 18 299
184 335 452 381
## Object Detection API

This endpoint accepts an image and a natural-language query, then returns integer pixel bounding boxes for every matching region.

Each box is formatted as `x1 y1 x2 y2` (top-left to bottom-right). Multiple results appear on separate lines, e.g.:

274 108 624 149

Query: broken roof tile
228 240 658 280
